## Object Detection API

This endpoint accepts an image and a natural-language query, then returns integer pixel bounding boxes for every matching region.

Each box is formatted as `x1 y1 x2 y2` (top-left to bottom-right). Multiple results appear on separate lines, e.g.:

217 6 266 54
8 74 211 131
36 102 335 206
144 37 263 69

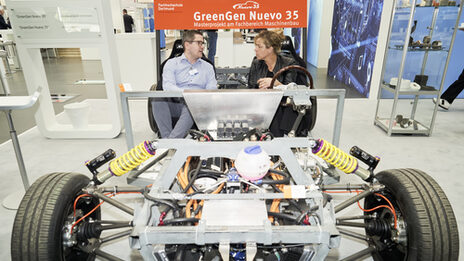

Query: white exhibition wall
307 0 335 69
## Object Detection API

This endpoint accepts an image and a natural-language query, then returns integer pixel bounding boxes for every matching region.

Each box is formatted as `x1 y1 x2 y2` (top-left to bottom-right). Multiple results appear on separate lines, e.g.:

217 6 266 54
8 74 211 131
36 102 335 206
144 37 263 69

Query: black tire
11 172 101 261
365 168 459 261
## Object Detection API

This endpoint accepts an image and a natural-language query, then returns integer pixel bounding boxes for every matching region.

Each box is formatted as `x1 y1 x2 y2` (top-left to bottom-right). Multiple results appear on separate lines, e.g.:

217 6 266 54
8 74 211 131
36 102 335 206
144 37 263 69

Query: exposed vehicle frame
11 69 459 261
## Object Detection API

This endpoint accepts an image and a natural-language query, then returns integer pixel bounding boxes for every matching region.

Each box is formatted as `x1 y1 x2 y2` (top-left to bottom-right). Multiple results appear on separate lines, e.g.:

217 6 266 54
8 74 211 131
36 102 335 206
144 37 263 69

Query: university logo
232 1 259 10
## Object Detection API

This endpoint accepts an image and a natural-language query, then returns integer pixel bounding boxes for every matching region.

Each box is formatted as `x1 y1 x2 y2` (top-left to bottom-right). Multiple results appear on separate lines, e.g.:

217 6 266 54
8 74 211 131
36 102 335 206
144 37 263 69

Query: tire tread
374 168 459 261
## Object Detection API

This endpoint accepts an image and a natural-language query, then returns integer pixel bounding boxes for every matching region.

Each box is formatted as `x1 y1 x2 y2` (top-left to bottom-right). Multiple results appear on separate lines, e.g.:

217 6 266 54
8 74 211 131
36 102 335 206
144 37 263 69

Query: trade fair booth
0 0 462 260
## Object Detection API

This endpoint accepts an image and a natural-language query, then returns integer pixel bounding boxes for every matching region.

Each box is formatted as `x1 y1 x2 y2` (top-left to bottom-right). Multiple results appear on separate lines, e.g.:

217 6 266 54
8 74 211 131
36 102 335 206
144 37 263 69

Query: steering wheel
269 65 317 134
269 65 314 89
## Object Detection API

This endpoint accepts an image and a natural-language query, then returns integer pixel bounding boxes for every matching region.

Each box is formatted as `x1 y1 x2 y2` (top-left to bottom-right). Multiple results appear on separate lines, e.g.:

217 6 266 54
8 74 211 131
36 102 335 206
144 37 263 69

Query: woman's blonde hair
254 30 285 54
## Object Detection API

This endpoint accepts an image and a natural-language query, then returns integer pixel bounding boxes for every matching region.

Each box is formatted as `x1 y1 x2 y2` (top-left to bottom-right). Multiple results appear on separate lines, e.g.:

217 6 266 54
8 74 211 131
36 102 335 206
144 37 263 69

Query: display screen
328 0 385 98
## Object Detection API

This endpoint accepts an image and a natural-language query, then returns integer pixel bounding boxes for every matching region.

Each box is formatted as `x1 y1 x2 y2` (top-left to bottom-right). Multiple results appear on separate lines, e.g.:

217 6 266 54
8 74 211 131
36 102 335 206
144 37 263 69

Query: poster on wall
154 0 307 29
327 0 384 97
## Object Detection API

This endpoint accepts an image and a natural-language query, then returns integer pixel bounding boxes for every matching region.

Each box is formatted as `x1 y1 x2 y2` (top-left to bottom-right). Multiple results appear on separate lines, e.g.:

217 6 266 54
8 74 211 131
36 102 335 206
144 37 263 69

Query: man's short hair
123 9 127 13
182 30 203 48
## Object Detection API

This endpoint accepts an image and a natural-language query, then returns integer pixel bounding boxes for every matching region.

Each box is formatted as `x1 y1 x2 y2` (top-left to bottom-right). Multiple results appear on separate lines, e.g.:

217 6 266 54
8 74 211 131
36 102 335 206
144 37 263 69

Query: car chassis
11 80 459 261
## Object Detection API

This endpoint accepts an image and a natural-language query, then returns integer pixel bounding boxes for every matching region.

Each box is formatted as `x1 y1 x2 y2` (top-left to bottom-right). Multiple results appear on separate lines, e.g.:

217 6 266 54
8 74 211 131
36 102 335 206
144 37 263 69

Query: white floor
0 98 463 260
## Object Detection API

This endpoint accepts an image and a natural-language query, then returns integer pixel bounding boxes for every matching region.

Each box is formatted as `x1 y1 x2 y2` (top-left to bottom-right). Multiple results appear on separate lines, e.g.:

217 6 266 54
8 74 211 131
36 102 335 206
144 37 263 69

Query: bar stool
0 86 41 210
2 39 21 70
0 49 11 74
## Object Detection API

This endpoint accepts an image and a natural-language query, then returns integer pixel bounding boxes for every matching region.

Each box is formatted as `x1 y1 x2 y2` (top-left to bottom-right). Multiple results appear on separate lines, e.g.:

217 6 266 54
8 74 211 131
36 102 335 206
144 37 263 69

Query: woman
248 30 299 89
248 30 307 136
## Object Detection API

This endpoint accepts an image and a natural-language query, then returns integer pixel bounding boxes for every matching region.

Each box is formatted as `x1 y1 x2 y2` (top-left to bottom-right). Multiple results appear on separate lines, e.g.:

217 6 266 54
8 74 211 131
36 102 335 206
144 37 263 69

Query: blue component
201 160 207 167
244 145 262 155
253 179 263 185
227 168 240 182
231 251 246 260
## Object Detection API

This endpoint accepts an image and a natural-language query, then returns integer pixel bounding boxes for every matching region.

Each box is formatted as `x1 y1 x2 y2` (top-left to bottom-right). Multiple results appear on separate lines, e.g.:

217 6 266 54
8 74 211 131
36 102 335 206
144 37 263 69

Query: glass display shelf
374 0 462 136
389 46 449 52
396 5 459 9
374 117 430 135
380 83 439 95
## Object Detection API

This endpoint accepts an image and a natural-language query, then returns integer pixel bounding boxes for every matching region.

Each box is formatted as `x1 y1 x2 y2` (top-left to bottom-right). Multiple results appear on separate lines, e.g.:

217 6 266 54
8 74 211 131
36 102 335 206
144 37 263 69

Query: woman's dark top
247 53 309 137
248 54 298 89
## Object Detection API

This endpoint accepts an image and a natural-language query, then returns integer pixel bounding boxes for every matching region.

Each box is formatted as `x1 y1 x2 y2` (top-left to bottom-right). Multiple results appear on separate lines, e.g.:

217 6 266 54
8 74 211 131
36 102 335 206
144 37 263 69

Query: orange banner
154 0 307 30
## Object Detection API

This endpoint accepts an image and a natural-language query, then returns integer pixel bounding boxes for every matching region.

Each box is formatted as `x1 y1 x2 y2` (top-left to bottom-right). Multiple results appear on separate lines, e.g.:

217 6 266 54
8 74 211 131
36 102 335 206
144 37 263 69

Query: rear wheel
11 172 101 261
365 168 459 261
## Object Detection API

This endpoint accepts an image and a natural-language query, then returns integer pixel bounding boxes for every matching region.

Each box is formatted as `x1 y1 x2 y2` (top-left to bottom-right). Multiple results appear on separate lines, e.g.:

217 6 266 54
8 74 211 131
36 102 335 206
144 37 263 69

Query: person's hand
257 78 281 89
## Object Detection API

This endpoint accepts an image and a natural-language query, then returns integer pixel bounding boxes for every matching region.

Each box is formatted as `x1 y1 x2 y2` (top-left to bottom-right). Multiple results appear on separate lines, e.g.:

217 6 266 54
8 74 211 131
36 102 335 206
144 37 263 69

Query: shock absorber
94 141 157 184
310 139 373 180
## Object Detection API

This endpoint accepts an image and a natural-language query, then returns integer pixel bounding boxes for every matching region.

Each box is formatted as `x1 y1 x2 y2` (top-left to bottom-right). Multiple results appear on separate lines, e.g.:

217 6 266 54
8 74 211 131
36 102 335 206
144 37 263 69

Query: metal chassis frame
101 89 348 260
84 181 381 261
120 89 346 150
128 137 339 260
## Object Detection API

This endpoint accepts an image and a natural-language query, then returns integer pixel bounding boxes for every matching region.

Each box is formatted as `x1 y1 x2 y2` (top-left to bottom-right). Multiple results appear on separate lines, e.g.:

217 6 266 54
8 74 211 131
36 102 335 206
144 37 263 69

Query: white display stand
216 30 255 67
115 33 157 91
80 33 157 91
6 0 122 139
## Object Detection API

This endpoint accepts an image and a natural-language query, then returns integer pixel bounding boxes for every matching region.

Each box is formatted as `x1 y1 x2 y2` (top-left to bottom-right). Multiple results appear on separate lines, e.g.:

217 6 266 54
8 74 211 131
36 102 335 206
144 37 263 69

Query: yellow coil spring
313 139 357 174
109 141 155 176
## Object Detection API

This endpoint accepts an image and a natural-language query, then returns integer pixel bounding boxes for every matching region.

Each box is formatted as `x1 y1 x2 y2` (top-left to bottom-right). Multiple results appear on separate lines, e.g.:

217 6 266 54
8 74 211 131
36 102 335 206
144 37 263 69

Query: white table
0 87 41 209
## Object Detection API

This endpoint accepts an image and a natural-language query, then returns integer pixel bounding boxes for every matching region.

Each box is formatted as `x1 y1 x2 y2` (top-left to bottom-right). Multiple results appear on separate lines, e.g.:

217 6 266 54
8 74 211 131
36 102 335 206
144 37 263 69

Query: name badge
189 68 199 76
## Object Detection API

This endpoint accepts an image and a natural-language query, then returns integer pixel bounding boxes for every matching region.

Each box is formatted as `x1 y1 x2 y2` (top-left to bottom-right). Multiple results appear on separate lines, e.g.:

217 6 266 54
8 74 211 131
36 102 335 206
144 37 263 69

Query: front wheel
11 172 101 261
365 168 459 261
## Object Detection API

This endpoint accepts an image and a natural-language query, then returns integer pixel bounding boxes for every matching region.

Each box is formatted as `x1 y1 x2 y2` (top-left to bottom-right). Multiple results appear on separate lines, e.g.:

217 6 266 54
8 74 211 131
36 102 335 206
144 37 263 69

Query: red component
303 214 311 225
158 212 167 226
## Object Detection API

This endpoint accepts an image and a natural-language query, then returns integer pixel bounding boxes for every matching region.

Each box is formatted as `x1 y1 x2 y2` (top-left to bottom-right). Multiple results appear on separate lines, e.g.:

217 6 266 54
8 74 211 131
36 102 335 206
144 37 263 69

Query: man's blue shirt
162 54 217 91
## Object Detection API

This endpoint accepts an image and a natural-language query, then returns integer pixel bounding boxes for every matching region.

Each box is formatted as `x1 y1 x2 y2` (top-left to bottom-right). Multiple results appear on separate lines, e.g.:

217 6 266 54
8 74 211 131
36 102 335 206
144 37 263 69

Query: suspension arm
340 246 376 261
335 189 374 214
92 191 134 216
100 230 132 244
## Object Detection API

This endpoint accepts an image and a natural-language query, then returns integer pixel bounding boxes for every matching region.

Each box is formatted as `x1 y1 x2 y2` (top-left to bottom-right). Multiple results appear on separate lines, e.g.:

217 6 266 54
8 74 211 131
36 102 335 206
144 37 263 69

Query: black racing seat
278 35 317 135
147 39 215 135
281 36 306 68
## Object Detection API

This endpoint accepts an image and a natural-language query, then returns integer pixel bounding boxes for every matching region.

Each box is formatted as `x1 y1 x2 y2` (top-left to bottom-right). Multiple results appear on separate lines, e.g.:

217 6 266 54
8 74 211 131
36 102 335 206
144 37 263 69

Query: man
433 68 464 110
122 9 133 33
153 30 217 138
206 30 218 65
0 6 11 30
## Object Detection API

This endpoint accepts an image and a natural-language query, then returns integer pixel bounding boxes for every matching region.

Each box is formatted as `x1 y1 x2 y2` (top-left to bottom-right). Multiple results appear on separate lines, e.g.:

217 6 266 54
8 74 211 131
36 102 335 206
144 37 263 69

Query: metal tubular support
333 90 345 147
156 30 161 81
302 27 308 65
289 108 306 137
340 246 375 261
94 248 125 261
100 186 145 193
101 223 132 231
130 150 169 179
92 191 134 216
334 189 374 214
336 221 366 228
100 229 132 244
100 220 132 225
336 215 373 221
321 184 365 191
5 111 30 190
337 228 369 242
